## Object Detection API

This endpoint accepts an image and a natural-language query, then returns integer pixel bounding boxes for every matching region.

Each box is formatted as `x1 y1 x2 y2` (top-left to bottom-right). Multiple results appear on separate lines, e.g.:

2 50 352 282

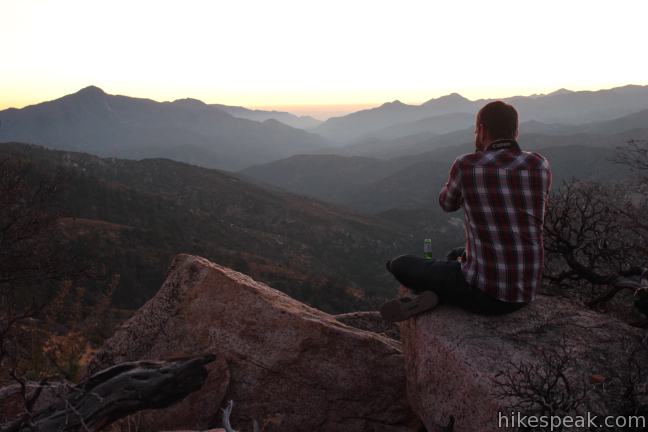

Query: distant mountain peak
75 85 106 96
443 92 467 100
548 88 573 96
172 98 207 107
263 118 285 126
380 100 406 108
67 86 109 105
262 118 304 131
422 92 470 106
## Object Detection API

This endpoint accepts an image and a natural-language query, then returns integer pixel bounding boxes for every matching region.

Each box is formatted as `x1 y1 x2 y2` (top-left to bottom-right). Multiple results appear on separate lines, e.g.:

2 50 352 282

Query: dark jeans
386 248 527 315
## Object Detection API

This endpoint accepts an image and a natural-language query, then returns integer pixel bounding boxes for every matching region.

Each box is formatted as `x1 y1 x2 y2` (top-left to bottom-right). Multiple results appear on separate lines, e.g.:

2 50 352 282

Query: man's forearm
439 158 463 212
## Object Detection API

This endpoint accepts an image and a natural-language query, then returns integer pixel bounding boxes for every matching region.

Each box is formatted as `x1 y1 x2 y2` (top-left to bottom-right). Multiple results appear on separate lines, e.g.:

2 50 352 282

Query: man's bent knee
387 254 417 277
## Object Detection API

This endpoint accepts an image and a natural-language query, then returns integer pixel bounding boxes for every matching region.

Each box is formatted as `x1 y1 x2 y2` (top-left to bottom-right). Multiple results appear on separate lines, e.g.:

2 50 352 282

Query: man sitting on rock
381 101 552 321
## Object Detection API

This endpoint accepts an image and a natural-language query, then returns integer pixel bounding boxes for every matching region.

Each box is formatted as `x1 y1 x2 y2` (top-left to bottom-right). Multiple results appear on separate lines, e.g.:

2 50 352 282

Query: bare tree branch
1 354 217 432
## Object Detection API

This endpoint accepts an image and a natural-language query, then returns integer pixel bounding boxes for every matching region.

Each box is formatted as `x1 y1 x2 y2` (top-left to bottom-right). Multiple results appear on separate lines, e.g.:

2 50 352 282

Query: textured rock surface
88 254 419 432
335 310 401 340
400 292 648 432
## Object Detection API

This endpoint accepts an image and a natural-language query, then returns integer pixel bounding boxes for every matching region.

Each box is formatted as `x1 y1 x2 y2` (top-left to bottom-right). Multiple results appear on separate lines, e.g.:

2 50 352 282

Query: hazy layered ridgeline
340 109 648 160
241 104 648 213
3 84 648 173
314 85 648 144
241 145 629 214
210 103 323 129
0 86 331 170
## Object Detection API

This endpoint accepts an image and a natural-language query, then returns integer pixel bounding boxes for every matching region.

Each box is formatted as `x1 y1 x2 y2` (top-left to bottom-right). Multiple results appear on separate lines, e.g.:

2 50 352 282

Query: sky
1 0 647 119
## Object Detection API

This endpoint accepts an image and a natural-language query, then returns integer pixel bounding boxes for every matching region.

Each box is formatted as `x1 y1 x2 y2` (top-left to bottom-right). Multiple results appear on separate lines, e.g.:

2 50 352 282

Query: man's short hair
477 101 518 139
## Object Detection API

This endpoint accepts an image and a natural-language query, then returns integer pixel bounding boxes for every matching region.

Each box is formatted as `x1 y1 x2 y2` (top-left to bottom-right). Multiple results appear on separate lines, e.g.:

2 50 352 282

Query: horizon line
2 82 647 120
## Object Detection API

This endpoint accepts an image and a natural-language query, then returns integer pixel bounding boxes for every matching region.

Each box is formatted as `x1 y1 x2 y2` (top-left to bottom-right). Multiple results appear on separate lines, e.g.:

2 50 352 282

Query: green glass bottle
423 238 433 260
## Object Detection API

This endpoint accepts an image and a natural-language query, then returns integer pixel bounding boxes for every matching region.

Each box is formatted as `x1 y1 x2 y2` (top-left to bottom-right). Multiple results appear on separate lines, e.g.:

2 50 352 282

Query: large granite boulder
400 293 648 432
88 254 419 432
335 311 401 340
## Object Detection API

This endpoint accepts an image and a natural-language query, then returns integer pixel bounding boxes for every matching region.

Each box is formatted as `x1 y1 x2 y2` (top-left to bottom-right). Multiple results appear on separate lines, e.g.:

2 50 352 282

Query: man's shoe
379 291 439 323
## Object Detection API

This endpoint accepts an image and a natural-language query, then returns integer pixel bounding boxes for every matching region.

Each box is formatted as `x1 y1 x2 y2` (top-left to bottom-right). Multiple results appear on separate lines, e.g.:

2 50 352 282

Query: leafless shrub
542 140 648 320
493 339 588 423
0 156 72 377
543 180 646 300
613 139 648 181
0 155 87 428
594 338 648 422
493 338 648 431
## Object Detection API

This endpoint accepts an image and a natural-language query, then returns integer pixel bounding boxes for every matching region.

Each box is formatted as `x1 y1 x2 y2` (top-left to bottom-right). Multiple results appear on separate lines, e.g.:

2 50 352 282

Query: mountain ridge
313 84 648 143
0 86 331 170
210 103 322 129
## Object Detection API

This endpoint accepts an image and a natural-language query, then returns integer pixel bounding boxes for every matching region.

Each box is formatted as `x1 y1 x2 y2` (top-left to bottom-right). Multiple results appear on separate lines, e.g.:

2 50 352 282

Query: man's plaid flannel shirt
439 139 552 303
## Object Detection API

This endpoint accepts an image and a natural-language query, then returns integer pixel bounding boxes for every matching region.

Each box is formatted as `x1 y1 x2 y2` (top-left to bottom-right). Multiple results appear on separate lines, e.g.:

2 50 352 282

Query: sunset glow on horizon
2 0 647 119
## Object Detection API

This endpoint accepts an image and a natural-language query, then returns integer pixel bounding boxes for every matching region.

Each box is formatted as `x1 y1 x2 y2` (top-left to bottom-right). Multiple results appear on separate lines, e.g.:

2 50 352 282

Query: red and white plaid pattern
439 139 552 302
